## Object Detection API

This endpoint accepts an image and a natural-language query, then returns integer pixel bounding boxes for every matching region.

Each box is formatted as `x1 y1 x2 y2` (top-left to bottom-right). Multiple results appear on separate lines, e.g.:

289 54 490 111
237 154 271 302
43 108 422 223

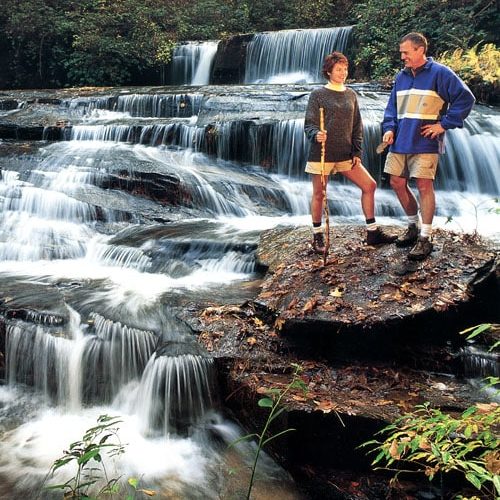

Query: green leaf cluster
45 414 126 499
0 0 498 96
352 0 498 84
438 44 500 102
361 402 500 498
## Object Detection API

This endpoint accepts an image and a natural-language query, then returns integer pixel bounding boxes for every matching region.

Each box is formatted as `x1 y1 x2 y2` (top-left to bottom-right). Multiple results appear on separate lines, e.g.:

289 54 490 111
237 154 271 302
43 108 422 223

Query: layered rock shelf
187 224 499 497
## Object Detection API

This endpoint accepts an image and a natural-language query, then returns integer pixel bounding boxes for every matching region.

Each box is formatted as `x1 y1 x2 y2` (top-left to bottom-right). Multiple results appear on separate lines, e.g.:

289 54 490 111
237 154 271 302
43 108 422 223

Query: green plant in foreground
230 363 307 500
461 323 500 353
44 414 126 499
445 196 499 237
361 402 500 498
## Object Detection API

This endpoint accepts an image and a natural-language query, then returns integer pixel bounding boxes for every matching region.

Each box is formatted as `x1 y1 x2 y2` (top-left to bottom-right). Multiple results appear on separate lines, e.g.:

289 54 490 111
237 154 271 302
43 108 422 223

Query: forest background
0 0 498 103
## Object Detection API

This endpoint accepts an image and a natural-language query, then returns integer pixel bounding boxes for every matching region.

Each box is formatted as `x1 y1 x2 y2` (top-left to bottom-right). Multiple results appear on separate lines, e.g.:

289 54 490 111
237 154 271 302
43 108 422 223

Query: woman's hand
316 130 327 143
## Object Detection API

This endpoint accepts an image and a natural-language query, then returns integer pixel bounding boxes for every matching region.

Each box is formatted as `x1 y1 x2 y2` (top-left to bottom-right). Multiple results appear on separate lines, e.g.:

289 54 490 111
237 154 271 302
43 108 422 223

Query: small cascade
438 112 500 194
245 26 353 83
134 341 216 436
81 313 158 404
460 345 499 380
165 41 219 85
66 93 204 118
6 321 72 403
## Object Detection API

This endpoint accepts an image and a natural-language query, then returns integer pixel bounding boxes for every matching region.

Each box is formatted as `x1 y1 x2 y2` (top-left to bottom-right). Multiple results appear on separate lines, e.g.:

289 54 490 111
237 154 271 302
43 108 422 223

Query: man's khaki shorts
305 159 353 175
384 152 438 180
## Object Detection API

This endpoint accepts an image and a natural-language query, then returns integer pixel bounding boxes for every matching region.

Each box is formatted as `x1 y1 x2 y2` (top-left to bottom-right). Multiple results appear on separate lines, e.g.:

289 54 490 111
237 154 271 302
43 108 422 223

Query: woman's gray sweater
304 86 363 163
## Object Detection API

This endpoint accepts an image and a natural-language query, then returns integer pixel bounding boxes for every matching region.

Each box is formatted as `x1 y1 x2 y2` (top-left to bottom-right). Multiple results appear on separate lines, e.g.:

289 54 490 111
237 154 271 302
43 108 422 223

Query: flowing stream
0 26 499 500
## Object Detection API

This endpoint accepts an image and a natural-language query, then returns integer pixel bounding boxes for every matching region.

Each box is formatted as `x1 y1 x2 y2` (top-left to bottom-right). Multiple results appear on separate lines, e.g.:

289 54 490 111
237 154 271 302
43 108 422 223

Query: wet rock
211 33 254 85
0 278 69 327
189 224 499 497
254 225 498 361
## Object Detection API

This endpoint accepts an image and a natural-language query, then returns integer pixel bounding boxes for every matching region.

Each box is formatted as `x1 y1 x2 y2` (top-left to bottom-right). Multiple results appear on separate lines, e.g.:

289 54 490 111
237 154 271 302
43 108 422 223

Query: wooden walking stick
319 107 329 265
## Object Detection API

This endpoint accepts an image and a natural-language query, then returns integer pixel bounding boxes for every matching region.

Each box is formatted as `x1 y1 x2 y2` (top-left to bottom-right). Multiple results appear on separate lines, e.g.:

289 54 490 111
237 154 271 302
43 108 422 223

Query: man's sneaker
366 227 398 245
395 224 419 247
312 232 326 254
408 236 433 261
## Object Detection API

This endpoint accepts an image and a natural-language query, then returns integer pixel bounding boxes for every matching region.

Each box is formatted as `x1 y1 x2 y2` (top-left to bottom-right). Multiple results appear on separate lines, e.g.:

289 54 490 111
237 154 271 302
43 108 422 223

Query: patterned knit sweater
304 86 363 163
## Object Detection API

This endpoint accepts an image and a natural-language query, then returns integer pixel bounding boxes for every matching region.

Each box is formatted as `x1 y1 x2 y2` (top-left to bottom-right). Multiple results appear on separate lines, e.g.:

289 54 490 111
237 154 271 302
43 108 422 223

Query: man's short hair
400 32 428 53
322 51 349 80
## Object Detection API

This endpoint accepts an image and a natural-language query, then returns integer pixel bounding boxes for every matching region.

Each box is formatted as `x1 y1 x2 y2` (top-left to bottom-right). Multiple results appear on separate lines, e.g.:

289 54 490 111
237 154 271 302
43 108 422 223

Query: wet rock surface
186 224 499 498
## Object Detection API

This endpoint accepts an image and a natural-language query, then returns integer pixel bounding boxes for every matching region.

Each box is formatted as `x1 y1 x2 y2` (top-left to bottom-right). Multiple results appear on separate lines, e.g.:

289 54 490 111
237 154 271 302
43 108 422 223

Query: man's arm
438 66 475 130
382 83 398 136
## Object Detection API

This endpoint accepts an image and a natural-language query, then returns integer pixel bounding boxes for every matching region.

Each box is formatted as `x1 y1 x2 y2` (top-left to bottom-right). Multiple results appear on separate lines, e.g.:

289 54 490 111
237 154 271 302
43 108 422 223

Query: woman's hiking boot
366 227 397 245
312 232 326 254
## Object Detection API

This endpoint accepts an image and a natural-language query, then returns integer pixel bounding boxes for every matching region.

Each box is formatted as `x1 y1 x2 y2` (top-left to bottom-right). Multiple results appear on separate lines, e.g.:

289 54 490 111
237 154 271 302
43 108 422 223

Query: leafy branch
44 414 126 499
230 363 307 500
360 402 500 498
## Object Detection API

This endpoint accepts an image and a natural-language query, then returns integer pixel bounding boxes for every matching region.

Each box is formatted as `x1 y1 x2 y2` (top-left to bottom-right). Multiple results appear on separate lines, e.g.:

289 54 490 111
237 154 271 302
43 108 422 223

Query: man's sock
420 224 432 239
408 214 419 227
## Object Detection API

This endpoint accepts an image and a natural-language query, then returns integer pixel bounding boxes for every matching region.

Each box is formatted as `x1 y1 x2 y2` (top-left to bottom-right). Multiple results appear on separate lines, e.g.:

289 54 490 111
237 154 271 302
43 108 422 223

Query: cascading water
245 26 353 83
0 25 499 500
165 41 220 86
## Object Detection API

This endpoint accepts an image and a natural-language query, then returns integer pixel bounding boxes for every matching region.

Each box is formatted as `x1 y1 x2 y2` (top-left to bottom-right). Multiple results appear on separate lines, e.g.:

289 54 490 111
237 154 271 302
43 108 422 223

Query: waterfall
166 41 219 85
1 26 499 497
65 93 204 118
245 26 353 84
134 343 216 436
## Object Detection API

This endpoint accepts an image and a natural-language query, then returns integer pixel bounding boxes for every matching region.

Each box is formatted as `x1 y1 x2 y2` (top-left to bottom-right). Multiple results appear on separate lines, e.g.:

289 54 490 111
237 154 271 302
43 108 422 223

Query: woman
304 51 396 253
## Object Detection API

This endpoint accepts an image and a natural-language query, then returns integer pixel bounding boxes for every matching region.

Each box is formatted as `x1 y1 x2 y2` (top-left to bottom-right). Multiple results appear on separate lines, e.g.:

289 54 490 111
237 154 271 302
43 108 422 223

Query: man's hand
316 130 327 143
421 122 445 139
382 130 394 144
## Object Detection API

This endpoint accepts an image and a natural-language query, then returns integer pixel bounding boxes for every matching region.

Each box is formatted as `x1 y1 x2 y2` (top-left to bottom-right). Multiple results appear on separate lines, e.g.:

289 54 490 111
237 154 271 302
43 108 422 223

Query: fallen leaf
302 297 317 313
389 439 400 459
252 317 265 329
407 287 430 298
484 450 500 474
476 402 498 414
329 287 343 298
274 318 285 331
138 489 157 496
314 400 336 413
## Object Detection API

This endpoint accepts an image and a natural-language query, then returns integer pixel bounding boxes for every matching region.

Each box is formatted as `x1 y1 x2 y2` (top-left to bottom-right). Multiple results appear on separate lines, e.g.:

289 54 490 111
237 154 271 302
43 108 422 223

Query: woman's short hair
322 51 349 80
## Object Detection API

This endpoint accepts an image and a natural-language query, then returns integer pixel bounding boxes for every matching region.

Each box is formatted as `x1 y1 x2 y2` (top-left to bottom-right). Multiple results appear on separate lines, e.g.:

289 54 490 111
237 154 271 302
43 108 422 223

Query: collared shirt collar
403 57 433 75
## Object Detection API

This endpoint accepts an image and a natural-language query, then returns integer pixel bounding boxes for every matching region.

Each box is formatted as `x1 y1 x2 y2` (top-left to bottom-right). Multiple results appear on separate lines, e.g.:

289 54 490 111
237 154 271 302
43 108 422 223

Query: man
382 32 475 260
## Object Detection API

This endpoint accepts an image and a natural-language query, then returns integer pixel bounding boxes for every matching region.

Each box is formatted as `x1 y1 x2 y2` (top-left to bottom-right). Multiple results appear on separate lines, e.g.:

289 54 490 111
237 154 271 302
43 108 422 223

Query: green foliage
352 0 498 82
438 43 500 100
45 414 126 499
361 402 500 498
461 323 500 353
230 363 307 500
0 0 498 88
